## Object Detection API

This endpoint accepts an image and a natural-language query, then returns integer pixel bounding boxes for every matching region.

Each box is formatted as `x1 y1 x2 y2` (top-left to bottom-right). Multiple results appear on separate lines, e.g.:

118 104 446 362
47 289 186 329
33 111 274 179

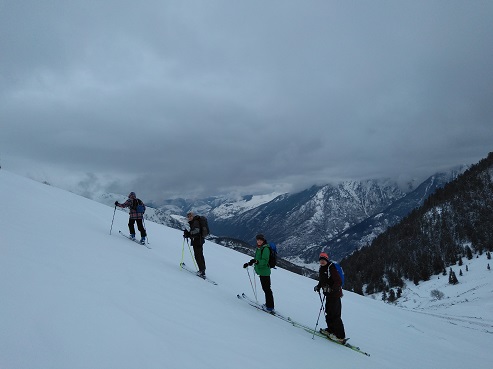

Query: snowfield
1 170 492 369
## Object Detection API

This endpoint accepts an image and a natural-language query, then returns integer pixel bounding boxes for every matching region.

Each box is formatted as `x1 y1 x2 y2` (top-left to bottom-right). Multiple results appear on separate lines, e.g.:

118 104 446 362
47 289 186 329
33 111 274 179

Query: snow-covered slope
393 256 493 326
1 170 491 369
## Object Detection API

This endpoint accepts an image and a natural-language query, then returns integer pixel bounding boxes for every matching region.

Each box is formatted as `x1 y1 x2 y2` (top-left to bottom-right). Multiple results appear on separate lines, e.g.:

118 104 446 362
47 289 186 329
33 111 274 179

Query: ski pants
128 218 147 238
260 275 274 309
325 296 346 339
192 242 206 273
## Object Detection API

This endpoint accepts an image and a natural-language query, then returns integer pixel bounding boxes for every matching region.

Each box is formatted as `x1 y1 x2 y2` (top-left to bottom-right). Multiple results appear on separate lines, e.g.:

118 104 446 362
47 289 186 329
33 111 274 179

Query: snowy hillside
394 256 493 321
1 170 492 369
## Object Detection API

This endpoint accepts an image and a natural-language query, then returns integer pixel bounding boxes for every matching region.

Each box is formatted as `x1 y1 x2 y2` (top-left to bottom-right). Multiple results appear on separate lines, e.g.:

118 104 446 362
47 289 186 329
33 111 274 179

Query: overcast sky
1 0 492 201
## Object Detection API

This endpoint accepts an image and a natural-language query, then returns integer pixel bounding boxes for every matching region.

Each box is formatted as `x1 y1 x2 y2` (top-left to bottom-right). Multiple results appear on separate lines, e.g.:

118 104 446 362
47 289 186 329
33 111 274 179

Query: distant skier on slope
314 252 346 343
243 234 275 312
115 192 147 244
183 212 207 278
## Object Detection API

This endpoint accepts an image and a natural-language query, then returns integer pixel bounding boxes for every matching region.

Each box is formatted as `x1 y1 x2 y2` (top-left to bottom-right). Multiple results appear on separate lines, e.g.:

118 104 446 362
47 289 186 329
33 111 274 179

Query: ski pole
186 238 199 271
180 238 186 267
142 218 149 244
253 268 257 301
110 204 117 235
318 290 326 313
312 291 326 339
246 267 258 302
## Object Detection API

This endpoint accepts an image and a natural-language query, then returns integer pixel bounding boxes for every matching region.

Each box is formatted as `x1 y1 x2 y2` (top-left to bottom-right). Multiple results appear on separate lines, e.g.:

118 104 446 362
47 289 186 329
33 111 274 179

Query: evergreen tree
388 289 396 303
449 269 459 285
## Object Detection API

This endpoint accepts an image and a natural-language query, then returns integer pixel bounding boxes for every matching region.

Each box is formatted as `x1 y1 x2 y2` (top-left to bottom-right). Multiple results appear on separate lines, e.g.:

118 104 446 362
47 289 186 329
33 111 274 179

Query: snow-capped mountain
300 167 466 263
49 167 465 268
144 173 459 266
209 179 407 259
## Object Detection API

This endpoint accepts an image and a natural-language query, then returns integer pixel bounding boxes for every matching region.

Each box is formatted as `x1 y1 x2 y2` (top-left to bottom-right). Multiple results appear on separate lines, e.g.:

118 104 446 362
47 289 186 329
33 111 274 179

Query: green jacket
254 243 271 276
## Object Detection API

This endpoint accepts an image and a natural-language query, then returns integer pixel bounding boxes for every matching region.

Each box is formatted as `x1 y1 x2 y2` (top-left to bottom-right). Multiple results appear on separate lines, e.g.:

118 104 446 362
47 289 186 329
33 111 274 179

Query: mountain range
93 167 465 268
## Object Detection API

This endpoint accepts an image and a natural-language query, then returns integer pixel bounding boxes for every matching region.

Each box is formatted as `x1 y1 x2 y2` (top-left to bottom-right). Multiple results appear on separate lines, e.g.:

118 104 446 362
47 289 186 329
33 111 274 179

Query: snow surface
1 170 492 369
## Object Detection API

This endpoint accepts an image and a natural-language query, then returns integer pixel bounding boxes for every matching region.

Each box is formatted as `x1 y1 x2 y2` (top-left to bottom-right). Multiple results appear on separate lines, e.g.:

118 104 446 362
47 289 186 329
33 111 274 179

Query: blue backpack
330 261 345 287
261 243 278 268
132 198 146 214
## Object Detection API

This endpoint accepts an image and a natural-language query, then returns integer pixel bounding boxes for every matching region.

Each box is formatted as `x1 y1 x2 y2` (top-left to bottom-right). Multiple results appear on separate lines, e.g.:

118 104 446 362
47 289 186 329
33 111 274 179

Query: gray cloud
1 0 492 201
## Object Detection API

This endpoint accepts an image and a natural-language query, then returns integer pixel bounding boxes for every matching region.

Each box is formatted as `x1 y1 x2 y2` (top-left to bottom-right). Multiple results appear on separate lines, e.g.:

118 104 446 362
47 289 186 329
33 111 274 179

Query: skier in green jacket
243 234 275 311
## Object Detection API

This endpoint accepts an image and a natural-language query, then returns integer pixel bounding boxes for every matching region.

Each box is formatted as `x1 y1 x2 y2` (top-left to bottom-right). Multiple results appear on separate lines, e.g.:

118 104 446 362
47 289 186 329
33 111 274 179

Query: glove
314 285 320 292
114 201 119 206
248 259 257 266
243 263 249 268
183 230 190 238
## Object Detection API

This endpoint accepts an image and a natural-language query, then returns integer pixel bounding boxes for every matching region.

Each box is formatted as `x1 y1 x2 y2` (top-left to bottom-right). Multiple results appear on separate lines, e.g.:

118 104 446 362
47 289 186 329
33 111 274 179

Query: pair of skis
180 262 218 285
119 231 217 285
119 231 151 249
237 293 325 336
237 293 370 356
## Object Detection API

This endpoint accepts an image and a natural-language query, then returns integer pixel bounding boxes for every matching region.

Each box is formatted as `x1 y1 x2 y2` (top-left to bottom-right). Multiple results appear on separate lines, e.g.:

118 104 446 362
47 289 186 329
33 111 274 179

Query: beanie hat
319 252 329 262
255 234 266 241
128 192 136 198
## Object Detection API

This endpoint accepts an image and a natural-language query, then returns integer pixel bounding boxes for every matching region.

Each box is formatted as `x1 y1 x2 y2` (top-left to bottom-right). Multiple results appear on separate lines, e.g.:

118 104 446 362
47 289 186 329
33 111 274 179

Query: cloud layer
1 1 492 200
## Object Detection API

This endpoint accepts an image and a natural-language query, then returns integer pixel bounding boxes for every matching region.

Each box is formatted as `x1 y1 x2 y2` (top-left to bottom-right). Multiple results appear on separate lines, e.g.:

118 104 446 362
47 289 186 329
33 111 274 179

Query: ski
319 329 350 345
237 293 294 324
239 293 311 329
119 231 151 249
237 293 323 335
237 293 273 313
180 262 218 285
318 329 370 356
238 293 370 356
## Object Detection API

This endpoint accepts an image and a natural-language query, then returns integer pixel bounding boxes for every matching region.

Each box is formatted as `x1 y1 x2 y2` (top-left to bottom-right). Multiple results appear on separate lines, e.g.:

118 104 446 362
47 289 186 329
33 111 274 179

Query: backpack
131 198 146 214
329 261 345 287
197 215 210 237
261 242 278 268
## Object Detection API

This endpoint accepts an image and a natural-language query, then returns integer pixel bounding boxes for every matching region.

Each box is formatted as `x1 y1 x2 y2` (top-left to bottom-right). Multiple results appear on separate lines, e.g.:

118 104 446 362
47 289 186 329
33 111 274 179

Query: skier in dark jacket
183 212 206 277
115 192 146 244
243 234 274 312
314 252 346 342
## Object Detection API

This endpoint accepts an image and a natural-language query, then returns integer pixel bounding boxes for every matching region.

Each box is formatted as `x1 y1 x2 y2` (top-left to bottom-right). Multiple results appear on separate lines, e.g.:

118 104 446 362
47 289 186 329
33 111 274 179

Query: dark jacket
188 216 204 246
316 262 343 299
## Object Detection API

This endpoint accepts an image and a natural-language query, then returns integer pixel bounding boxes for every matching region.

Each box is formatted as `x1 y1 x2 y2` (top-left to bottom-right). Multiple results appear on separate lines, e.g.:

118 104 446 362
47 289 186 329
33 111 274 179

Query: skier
243 234 275 312
183 212 207 277
314 252 346 343
115 192 146 244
